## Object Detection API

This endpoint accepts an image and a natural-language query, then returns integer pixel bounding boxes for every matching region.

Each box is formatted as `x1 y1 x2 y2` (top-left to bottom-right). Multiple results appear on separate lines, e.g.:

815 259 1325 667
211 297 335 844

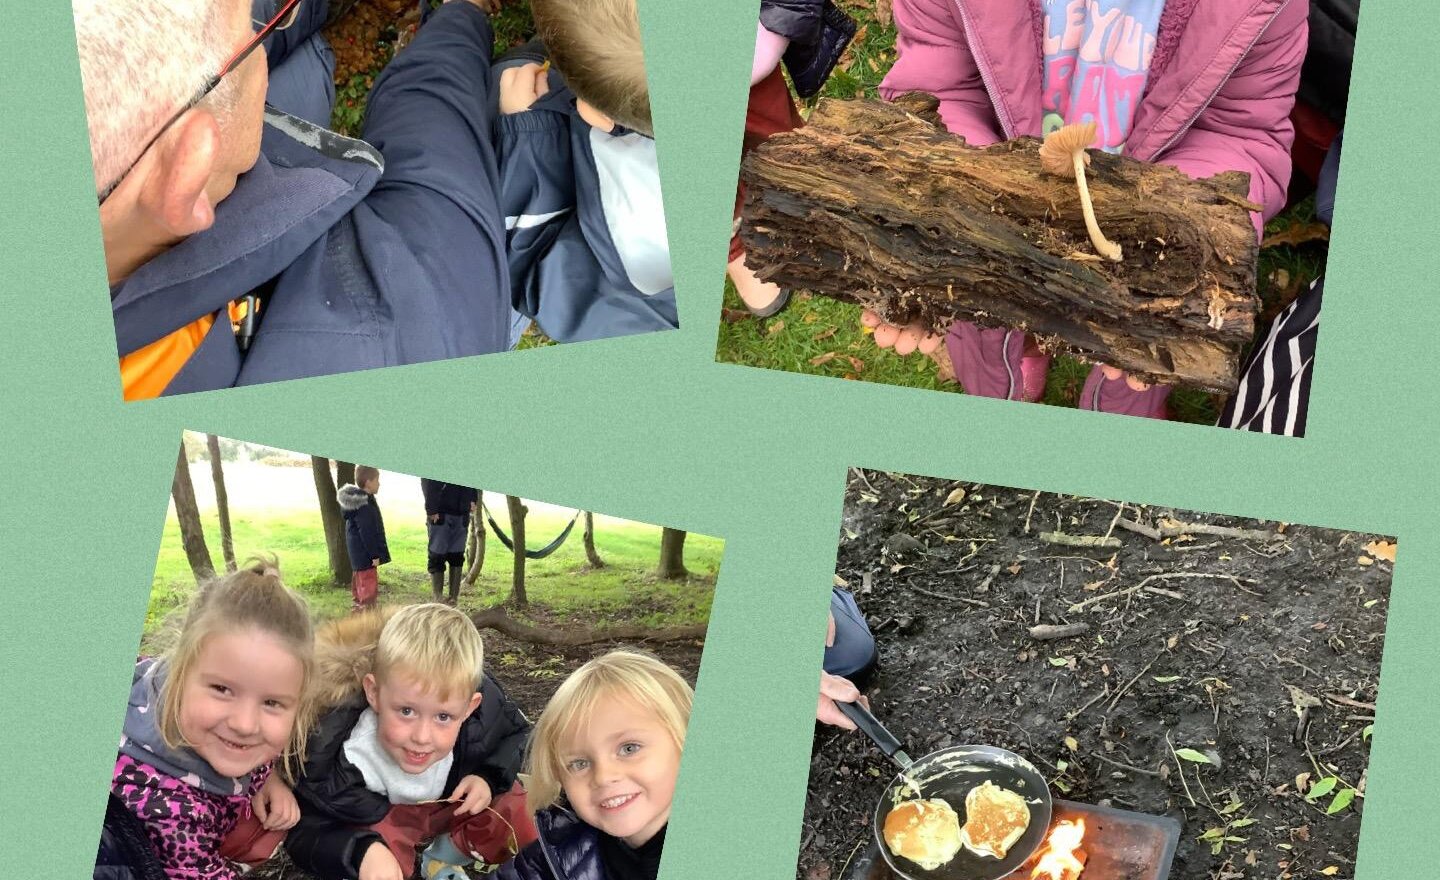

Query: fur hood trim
337 483 371 511
312 606 401 711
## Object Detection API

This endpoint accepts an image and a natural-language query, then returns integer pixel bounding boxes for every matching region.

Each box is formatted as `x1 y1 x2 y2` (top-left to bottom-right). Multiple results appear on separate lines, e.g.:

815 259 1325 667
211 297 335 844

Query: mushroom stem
1071 153 1122 261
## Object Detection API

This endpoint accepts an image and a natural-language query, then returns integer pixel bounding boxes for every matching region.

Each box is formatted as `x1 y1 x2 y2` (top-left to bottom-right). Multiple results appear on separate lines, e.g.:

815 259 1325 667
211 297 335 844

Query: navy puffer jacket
497 807 601 880
93 794 167 880
759 0 856 98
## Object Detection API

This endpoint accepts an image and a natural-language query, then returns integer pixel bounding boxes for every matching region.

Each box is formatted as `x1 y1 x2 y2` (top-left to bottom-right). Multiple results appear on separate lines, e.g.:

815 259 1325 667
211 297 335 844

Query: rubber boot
420 833 471 880
430 570 445 602
447 564 463 606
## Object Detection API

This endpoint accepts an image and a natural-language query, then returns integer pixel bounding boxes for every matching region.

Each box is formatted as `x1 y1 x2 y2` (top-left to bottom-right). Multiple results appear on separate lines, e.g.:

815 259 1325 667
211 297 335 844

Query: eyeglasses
96 0 304 204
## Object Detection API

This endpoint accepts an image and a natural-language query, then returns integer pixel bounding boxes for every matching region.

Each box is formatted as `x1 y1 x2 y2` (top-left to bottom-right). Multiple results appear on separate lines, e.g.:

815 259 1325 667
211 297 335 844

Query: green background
0 2 1433 879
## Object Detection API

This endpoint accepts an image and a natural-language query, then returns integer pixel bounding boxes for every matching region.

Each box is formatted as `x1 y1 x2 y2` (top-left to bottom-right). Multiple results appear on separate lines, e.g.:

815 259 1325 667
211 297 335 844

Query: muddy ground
253 627 704 880
802 471 1392 880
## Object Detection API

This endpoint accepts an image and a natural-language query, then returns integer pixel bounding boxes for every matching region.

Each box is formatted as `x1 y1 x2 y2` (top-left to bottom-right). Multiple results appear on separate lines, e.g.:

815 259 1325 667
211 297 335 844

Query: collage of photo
10 1 1402 880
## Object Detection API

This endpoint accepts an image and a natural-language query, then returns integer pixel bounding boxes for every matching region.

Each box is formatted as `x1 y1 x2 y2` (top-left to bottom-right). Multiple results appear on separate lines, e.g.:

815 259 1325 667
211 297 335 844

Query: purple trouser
944 322 1170 419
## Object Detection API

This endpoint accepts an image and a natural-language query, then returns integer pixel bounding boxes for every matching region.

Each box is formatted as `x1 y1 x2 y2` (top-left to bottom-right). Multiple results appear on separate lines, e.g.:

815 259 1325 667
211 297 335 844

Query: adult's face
207 0 270 206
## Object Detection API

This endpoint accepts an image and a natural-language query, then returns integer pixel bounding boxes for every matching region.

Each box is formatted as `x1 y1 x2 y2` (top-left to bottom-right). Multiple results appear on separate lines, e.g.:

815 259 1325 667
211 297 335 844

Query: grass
717 0 1329 426
144 507 721 650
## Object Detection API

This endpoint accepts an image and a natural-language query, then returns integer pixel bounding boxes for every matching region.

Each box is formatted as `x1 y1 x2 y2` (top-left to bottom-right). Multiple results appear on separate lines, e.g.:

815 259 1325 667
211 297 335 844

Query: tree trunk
172 444 215 584
506 495 528 606
657 528 688 580
312 457 352 585
335 461 355 489
739 94 1261 392
205 434 237 573
464 491 487 586
583 511 606 569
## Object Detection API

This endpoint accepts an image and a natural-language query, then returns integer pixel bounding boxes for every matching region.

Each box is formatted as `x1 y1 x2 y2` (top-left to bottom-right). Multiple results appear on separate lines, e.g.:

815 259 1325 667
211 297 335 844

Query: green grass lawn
717 0 1329 426
145 508 721 648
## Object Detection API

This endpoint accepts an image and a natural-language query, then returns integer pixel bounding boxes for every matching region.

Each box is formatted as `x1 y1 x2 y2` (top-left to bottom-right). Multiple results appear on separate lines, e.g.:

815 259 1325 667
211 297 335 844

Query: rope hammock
480 501 581 559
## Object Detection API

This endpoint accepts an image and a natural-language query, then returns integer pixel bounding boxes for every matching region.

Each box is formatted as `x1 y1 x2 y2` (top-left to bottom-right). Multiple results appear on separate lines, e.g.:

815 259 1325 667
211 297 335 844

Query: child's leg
217 811 288 867
1079 366 1172 420
944 322 1042 401
730 67 804 314
449 785 540 866
371 803 454 878
428 554 445 602
352 567 378 611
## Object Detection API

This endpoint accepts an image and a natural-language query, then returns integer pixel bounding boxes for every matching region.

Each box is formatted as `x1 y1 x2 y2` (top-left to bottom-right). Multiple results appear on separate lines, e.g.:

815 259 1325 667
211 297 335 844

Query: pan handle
837 700 913 771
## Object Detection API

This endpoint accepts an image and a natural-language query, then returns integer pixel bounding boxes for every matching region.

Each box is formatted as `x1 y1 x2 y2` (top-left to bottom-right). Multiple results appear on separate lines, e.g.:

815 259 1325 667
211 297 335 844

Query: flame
1031 819 1086 880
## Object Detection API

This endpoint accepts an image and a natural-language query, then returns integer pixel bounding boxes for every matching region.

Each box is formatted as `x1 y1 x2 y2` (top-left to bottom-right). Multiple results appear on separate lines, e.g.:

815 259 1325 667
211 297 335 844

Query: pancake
883 798 964 871
958 781 1030 859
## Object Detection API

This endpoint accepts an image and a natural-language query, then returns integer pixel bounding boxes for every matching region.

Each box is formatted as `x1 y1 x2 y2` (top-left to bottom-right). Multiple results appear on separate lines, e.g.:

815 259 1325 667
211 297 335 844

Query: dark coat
109 3 512 396
497 807 601 880
494 56 677 343
93 794 168 880
338 484 390 571
421 479 479 518
759 0 856 97
286 673 531 880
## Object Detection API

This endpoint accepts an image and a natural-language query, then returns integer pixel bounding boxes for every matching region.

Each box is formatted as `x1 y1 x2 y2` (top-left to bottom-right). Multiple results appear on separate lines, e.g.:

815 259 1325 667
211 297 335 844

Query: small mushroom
1039 122 1122 262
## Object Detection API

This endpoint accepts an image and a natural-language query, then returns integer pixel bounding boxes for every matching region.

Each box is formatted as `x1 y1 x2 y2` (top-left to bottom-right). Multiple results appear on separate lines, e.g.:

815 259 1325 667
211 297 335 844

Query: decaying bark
739 94 1262 392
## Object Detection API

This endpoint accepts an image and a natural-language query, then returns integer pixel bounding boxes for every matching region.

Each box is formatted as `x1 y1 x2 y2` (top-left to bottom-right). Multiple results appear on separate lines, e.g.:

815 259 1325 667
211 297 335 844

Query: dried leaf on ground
1262 223 1329 248
1363 540 1396 562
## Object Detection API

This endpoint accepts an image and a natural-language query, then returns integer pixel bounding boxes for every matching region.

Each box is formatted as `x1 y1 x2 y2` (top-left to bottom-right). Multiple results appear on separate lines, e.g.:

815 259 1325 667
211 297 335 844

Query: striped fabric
1219 279 1322 438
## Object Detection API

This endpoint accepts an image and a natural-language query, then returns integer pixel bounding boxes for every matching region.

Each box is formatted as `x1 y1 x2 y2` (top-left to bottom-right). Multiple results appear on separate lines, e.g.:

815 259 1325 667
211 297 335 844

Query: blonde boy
288 604 538 880
492 0 675 344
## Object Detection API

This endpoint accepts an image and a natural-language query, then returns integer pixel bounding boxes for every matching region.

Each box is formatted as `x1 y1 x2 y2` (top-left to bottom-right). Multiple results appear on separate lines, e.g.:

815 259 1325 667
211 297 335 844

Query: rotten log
469 607 707 647
739 93 1261 392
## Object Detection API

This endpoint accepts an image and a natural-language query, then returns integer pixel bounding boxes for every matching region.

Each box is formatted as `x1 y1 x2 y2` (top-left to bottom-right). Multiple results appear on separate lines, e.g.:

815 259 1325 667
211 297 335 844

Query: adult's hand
499 63 551 115
860 310 943 357
817 671 868 729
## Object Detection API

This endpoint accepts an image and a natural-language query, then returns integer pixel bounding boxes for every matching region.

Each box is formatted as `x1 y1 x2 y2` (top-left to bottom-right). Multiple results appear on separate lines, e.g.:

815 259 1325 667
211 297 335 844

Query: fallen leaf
1007 561 1022 575
1262 222 1330 248
1363 540 1396 562
720 308 750 323
810 351 840 366
1174 748 1212 764
943 486 967 507
813 327 838 342
1356 556 1373 567
833 574 849 588
1064 736 1079 752
766 319 786 335
1319 868 1339 877
874 0 893 28
802 311 819 324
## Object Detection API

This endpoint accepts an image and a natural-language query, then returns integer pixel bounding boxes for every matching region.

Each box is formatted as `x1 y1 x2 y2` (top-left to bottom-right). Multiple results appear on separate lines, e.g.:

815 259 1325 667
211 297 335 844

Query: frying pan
838 701 1052 880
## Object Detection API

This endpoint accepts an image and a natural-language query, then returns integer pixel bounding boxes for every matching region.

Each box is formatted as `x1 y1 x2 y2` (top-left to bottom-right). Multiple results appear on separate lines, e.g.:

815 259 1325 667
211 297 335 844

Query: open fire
1030 819 1087 880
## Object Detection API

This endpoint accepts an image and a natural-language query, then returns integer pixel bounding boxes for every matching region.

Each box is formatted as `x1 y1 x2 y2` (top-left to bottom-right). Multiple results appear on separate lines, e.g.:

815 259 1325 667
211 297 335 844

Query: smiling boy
286 604 538 880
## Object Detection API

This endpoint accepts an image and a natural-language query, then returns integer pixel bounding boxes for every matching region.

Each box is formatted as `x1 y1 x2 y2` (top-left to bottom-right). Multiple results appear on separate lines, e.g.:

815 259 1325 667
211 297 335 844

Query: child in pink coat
866 0 1307 417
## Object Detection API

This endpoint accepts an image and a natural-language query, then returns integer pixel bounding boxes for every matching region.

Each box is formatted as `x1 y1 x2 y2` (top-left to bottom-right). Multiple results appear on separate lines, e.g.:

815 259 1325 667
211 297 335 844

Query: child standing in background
867 0 1307 417
99 560 315 880
492 0 676 343
421 479 478 605
499 651 693 880
338 466 390 611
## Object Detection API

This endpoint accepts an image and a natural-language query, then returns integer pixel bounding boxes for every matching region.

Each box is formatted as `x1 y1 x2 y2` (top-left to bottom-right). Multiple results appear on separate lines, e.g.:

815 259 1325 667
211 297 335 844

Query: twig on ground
851 467 879 497
1069 572 1256 612
1029 623 1089 641
1118 517 1280 543
1040 531 1123 549
1065 684 1112 723
1107 651 1162 713
1166 731 1197 807
1325 693 1376 711
976 563 1002 593
1091 751 1162 777
910 584 990 607
1103 503 1126 542
1024 490 1041 533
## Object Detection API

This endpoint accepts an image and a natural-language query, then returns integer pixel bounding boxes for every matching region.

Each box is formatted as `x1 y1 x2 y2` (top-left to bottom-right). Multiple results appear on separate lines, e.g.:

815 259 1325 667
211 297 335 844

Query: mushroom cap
1039 121 1099 177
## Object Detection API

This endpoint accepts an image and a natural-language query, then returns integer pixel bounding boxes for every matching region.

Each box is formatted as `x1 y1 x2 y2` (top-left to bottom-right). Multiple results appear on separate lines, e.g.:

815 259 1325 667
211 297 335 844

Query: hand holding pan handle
837 700 914 771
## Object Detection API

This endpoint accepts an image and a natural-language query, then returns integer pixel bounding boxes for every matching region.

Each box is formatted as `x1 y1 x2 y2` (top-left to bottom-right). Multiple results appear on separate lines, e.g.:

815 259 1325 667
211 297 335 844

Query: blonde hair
71 0 243 195
533 0 652 136
525 651 693 811
374 603 484 702
158 557 316 781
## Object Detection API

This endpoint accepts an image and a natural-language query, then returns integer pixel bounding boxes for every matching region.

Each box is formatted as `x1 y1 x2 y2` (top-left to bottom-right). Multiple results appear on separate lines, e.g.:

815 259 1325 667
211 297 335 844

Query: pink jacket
879 0 1308 236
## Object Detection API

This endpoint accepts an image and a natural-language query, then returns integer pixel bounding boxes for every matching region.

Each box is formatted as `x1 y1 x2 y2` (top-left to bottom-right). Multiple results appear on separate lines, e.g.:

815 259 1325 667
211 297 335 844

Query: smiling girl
500 651 694 880
105 559 315 880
